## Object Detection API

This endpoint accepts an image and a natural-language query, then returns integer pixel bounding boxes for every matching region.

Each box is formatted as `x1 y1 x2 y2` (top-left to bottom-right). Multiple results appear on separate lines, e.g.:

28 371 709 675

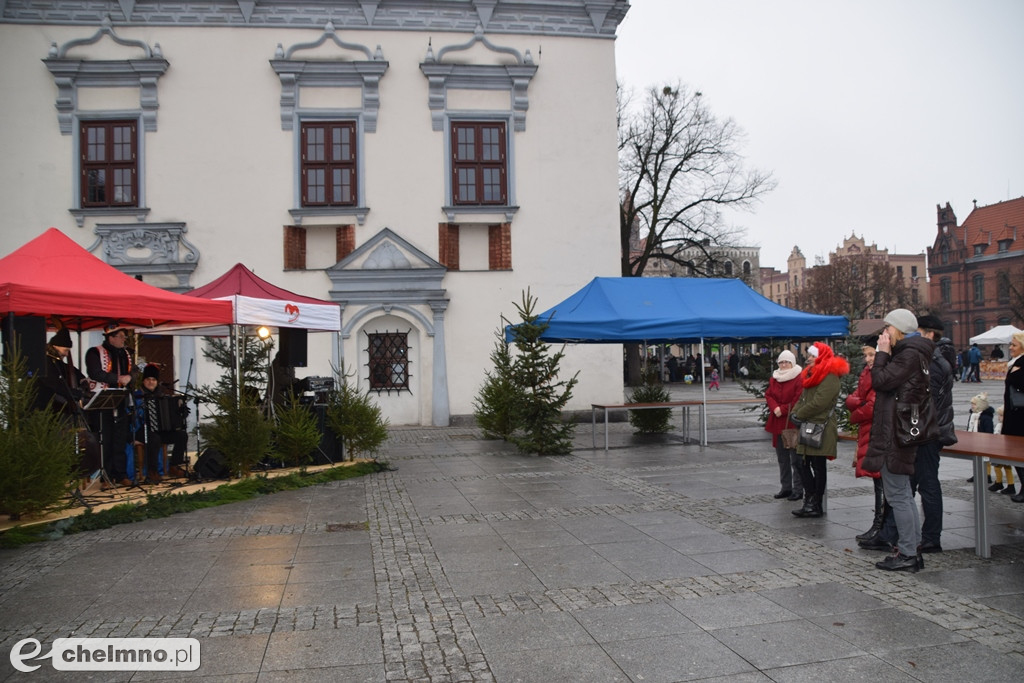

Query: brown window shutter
284 226 307 269
439 223 460 270
488 223 512 270
336 225 356 262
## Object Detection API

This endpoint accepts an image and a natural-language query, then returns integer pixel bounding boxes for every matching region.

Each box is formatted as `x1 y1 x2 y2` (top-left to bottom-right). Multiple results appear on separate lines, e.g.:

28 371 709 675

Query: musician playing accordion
134 363 189 482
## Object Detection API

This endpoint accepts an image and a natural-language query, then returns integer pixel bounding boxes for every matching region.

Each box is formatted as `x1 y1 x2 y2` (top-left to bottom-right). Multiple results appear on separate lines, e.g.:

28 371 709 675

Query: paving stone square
1 380 1022 681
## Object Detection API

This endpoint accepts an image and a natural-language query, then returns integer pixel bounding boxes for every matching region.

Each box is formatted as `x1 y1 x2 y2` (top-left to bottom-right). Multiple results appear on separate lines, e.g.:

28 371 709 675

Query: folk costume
85 323 137 485
40 327 99 477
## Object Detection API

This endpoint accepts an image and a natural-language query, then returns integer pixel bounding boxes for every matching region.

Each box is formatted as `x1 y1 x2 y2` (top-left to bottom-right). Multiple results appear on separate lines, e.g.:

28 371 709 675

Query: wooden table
940 430 1024 558
591 401 703 449
591 398 764 449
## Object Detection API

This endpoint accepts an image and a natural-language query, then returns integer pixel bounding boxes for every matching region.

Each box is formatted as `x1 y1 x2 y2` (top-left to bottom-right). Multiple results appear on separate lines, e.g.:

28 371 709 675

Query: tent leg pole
700 337 707 446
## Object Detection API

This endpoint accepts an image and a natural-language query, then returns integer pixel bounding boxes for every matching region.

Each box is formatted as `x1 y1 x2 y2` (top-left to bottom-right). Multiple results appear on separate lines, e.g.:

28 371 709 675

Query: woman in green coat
790 342 850 518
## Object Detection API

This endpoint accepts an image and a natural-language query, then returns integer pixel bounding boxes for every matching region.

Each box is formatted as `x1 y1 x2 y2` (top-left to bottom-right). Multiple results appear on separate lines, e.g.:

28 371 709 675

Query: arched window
742 261 751 276
724 261 733 276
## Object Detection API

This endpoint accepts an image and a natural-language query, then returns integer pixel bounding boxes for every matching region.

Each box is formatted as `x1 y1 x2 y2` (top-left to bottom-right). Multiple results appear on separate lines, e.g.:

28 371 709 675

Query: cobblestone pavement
1 379 1022 681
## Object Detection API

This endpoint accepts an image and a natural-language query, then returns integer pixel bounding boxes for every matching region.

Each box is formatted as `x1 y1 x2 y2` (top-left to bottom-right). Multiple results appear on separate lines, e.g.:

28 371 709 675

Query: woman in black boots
790 342 850 518
846 337 884 541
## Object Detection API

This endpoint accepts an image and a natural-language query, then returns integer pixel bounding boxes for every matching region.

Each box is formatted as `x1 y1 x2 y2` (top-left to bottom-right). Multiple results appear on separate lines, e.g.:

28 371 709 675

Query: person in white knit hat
764 350 804 501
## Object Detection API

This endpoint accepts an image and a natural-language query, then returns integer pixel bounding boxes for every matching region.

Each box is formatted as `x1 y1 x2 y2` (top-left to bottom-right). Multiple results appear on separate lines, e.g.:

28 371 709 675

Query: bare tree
619 82 776 278
800 254 911 319
997 266 1024 324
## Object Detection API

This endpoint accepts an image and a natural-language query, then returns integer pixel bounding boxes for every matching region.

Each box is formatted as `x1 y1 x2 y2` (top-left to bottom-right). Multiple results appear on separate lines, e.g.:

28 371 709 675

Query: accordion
156 395 188 431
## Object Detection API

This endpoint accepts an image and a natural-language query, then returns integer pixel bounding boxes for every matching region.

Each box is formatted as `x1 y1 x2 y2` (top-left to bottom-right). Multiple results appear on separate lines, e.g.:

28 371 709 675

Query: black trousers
800 455 828 499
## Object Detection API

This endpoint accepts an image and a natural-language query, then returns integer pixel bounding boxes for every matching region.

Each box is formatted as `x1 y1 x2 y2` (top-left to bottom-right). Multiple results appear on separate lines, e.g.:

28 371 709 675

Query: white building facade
0 0 629 425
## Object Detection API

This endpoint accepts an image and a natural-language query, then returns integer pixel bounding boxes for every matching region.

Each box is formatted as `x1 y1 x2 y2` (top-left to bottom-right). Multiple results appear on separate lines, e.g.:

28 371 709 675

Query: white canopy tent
970 324 1022 346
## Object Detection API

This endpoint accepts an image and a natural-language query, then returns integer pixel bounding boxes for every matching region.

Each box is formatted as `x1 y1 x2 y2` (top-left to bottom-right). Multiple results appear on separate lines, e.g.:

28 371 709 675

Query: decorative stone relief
43 16 169 134
363 241 412 270
270 21 388 132
419 27 538 132
89 222 201 290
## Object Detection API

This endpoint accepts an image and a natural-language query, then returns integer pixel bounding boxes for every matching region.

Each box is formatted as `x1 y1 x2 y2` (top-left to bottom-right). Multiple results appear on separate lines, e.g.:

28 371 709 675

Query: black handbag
797 420 826 449
1008 386 1024 409
894 358 939 447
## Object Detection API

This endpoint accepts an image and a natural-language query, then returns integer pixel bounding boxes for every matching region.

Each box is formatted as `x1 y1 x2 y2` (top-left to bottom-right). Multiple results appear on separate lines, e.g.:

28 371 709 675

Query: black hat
860 334 879 349
916 314 944 332
49 327 73 348
143 364 161 380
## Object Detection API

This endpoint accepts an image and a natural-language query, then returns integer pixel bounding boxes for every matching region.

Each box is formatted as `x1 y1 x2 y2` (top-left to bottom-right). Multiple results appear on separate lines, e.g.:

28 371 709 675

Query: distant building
641 242 761 288
927 198 1024 348
759 236 927 316
627 220 761 288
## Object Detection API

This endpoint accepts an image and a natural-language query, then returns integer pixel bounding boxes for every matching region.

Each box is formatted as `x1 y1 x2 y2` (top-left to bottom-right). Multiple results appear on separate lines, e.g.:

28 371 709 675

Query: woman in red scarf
790 342 850 518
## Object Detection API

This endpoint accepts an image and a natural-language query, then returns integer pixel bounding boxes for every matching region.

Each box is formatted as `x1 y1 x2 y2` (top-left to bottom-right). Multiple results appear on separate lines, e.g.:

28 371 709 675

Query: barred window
367 331 409 392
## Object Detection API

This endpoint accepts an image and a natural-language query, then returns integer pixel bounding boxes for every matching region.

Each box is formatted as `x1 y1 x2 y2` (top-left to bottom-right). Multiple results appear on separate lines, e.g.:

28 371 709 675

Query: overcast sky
613 0 1024 271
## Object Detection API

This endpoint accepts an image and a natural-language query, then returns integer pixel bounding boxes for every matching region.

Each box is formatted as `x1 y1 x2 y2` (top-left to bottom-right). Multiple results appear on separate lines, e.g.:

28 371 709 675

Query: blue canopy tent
507 277 849 444
515 277 848 343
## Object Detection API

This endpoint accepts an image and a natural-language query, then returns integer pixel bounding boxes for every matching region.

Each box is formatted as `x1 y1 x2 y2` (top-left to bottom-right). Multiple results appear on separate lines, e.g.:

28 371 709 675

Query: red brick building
927 197 1024 348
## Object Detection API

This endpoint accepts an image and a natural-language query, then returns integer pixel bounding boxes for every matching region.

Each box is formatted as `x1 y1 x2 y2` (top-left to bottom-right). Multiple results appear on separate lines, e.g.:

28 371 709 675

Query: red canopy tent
0 228 233 331
188 263 341 332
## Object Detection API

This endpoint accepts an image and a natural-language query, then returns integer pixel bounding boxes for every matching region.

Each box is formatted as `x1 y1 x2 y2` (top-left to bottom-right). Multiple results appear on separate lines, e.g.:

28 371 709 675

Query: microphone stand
182 357 202 478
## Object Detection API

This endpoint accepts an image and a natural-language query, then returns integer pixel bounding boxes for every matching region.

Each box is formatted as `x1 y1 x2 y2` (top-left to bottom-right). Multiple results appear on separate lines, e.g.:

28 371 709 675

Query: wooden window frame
80 120 138 208
300 121 357 207
451 121 507 205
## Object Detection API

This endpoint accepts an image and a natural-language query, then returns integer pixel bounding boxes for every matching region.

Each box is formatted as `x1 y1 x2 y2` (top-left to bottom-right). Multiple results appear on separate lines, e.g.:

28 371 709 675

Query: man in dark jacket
913 315 956 553
862 314 955 554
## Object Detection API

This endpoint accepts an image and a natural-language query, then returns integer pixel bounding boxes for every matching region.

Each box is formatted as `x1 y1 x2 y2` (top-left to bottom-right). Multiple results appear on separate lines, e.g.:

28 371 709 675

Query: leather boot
856 479 885 541
792 492 815 517
804 494 824 518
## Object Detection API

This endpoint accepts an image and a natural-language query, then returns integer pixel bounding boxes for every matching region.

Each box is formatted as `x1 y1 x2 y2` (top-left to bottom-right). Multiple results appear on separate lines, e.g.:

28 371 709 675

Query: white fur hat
777 350 796 364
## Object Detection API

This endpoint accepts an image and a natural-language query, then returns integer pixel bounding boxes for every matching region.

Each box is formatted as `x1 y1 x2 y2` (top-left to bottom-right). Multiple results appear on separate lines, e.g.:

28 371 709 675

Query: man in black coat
912 315 956 553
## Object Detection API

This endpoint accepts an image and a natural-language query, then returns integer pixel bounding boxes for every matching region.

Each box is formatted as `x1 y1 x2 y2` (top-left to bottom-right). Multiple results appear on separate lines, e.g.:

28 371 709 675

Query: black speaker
2 315 46 378
194 448 229 480
279 327 307 367
308 403 342 464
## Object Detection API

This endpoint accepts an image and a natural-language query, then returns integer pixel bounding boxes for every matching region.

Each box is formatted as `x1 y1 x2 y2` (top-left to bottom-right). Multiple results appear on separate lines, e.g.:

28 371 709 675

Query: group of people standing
40 321 189 488
765 310 1024 573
